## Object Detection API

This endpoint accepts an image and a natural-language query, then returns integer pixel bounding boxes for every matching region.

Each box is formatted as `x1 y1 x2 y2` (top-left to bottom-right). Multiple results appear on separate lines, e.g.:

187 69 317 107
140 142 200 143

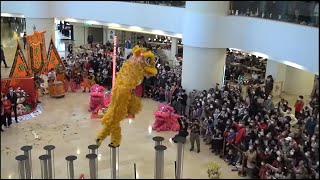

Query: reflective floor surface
1 94 244 179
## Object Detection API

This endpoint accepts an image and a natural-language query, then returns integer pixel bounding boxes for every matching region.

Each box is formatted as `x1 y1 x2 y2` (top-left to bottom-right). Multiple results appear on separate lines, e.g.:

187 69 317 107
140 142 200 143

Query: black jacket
7 91 18 106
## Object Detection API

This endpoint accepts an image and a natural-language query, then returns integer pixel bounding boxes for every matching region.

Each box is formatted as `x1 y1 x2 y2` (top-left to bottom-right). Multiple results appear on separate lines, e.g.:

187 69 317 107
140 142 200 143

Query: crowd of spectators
142 59 319 179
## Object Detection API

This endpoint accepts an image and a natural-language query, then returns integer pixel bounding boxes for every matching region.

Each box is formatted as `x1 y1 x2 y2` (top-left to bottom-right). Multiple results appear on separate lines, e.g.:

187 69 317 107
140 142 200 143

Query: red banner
43 37 65 74
26 31 47 74
9 41 29 78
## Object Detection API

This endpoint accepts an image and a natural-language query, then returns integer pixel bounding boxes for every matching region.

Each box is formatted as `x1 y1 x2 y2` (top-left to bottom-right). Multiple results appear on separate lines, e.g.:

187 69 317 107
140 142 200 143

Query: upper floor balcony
121 1 319 27
119 1 186 8
230 1 319 27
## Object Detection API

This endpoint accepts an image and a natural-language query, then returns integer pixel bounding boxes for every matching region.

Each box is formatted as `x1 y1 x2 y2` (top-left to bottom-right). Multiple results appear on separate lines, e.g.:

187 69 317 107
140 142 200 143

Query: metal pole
109 144 119 179
65 155 77 179
21 145 33 179
175 137 185 179
86 154 98 179
153 136 164 146
15 155 28 179
134 163 137 179
154 145 167 179
44 145 55 179
39 154 51 179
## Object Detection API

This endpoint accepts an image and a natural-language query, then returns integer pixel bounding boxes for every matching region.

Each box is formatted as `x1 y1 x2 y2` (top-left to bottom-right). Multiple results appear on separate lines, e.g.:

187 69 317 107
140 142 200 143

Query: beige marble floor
1 94 245 179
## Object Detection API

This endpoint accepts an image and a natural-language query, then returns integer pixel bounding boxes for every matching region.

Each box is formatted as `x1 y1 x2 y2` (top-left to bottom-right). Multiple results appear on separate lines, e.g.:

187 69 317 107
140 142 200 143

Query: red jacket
294 100 304 112
3 99 12 113
257 122 268 130
235 127 246 144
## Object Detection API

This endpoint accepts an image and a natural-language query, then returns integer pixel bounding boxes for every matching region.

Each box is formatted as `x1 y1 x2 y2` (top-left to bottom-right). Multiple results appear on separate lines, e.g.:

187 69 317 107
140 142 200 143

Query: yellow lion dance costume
96 46 158 147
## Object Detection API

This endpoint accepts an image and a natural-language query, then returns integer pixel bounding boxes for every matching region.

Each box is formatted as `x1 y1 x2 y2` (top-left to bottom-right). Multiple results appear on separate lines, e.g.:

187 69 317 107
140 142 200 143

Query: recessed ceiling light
108 23 121 27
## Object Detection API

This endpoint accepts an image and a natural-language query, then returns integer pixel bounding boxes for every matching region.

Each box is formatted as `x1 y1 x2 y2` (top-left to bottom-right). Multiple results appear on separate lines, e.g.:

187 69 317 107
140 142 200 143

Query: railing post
15 155 28 179
44 145 55 179
153 136 164 146
109 144 120 179
65 155 77 179
39 154 51 179
154 145 167 179
175 137 186 179
86 154 98 179
21 145 33 179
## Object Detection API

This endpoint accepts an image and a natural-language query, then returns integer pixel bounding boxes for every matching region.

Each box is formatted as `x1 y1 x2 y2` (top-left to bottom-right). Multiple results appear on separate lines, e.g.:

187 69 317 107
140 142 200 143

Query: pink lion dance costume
88 84 110 114
152 104 180 132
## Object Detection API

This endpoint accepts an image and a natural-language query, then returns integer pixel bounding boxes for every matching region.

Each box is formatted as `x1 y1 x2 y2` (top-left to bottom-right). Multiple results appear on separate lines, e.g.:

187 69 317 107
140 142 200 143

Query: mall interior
0 1 319 179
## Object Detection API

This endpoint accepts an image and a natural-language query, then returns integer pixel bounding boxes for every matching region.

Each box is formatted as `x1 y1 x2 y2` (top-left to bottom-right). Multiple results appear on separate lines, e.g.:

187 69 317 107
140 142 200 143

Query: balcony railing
230 1 319 27
119 1 186 8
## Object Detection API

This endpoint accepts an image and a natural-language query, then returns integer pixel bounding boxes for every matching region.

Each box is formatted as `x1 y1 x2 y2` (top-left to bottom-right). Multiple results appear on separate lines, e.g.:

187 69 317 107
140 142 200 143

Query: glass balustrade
230 1 319 27
118 1 186 8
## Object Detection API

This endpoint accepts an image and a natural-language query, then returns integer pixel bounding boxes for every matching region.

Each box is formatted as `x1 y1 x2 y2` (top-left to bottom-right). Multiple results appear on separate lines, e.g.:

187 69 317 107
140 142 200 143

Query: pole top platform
44 145 55 151
21 145 33 151
15 155 28 161
86 153 97 160
153 136 164 142
88 144 99 150
154 145 167 151
65 155 77 161
39 154 51 161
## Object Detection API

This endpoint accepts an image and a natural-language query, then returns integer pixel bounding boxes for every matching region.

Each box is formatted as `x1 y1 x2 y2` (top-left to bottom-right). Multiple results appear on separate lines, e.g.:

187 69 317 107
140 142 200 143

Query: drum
49 81 65 98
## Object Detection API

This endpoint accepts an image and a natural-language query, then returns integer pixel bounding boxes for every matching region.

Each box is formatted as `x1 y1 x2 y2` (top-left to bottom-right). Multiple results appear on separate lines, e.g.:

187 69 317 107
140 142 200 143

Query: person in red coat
257 119 268 130
2 95 12 127
234 122 246 144
294 95 304 117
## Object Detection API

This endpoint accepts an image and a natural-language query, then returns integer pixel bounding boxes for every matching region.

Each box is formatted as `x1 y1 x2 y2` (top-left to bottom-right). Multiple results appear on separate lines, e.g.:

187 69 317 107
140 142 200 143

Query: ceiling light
86 20 100 25
129 26 143 31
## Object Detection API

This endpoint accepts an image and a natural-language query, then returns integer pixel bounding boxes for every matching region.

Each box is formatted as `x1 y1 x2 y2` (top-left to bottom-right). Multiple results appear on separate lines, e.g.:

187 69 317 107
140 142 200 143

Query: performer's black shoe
83 90 86 92
37 101 41 103
197 149 200 153
1 129 4 132
190 148 194 151
16 121 19 123
5 66 9 68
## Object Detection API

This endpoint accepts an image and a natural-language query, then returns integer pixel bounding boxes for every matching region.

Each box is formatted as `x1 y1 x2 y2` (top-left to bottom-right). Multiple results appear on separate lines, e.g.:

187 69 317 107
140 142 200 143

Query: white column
182 46 226 91
182 1 230 91
170 37 178 66
283 66 315 96
84 26 89 46
265 60 287 97
25 18 55 51
103 26 108 45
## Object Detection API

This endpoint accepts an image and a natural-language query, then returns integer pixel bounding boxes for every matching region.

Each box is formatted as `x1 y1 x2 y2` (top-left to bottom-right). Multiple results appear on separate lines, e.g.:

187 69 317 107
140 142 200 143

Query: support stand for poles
15 155 28 179
175 137 186 179
109 144 120 179
44 145 56 179
154 145 167 179
86 154 98 179
21 145 33 179
39 154 51 179
65 155 77 179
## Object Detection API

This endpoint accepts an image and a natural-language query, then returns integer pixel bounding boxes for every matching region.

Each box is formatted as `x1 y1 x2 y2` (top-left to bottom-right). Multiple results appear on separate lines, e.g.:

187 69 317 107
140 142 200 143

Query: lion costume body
96 46 158 147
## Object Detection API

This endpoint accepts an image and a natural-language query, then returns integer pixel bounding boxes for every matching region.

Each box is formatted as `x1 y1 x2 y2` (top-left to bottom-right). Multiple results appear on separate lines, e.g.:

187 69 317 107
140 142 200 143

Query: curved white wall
1 1 319 74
